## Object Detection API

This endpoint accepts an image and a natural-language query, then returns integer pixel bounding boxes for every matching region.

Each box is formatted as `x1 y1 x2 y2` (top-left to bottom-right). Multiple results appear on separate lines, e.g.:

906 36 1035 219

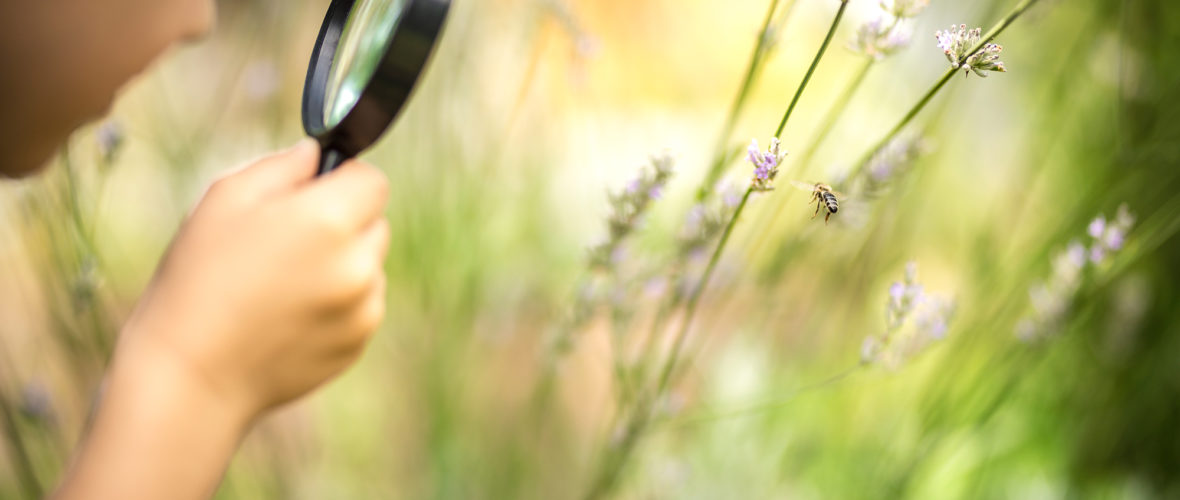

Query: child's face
0 0 216 177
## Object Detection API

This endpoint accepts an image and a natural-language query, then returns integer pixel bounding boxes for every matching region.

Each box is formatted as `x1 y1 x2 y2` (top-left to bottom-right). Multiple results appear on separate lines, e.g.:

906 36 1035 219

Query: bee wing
830 196 870 229
787 180 816 192
829 188 849 200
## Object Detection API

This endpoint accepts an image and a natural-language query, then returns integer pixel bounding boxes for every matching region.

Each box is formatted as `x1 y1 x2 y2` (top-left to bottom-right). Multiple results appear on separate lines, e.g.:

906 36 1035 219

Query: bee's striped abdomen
821 192 839 213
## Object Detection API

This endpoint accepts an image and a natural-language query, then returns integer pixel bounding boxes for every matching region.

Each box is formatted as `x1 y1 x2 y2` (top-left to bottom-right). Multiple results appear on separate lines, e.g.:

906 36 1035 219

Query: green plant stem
61 146 116 361
774 0 850 139
608 315 637 405
631 279 681 384
697 0 790 201
656 189 752 394
582 403 648 500
846 0 1043 182
0 383 44 499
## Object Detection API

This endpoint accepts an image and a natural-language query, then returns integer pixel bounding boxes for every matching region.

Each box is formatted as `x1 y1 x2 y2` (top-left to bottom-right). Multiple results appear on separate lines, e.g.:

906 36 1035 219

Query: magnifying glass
302 0 451 175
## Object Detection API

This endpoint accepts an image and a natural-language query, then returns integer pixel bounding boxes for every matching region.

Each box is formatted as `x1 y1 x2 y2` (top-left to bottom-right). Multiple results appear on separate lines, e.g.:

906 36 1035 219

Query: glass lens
323 0 407 128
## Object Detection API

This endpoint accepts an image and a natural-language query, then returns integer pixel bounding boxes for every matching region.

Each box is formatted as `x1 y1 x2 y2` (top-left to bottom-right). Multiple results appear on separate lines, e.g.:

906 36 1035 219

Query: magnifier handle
317 147 350 176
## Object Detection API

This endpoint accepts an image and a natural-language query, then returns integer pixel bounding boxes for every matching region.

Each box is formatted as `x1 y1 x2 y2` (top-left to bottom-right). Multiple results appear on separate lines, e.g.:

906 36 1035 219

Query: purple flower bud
923 316 948 339
644 277 667 297
748 137 786 191
747 140 761 164
762 152 779 169
722 187 743 208
889 282 905 304
625 179 641 195
1088 217 1106 239
610 245 627 264
96 120 123 162
1089 245 1106 264
20 383 54 422
684 204 705 230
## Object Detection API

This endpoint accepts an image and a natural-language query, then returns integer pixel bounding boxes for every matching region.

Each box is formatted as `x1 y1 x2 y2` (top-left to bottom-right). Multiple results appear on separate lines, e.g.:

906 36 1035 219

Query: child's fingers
339 220 387 337
222 139 319 197
299 160 390 234
347 219 389 274
361 219 391 263
355 273 387 337
333 264 386 353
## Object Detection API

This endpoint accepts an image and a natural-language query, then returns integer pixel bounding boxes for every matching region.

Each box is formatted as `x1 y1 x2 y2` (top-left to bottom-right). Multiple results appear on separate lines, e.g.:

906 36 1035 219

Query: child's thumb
227 139 320 195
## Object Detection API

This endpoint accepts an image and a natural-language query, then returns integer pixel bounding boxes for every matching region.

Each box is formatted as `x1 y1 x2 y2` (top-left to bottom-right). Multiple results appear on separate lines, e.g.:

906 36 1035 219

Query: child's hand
118 139 390 421
55 140 389 499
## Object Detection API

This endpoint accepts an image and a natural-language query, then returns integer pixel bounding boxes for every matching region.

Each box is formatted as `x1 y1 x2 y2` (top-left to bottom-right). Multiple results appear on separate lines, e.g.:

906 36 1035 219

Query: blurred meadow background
3 0 1180 498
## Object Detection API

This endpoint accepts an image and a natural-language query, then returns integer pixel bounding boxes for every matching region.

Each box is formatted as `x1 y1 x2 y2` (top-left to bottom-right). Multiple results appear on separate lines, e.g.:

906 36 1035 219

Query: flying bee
788 180 845 224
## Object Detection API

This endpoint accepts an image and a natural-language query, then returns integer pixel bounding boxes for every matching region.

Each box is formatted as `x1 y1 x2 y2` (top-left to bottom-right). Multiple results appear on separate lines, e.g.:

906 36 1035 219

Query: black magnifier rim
302 0 450 169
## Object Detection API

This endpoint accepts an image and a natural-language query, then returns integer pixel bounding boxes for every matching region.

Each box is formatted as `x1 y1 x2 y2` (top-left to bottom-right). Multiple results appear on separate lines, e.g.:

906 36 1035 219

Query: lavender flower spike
1016 204 1136 342
1088 204 1135 265
588 151 675 271
864 135 927 195
935 24 1007 77
748 138 786 192
863 261 955 367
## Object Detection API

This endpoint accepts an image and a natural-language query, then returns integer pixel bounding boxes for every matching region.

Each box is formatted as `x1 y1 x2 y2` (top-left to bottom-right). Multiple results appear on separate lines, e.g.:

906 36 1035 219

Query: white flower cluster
935 24 1006 77
849 0 929 60
850 17 912 60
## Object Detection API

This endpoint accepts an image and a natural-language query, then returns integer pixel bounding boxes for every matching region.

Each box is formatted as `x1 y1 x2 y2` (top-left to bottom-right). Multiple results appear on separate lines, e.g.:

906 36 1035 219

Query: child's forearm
52 333 251 500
